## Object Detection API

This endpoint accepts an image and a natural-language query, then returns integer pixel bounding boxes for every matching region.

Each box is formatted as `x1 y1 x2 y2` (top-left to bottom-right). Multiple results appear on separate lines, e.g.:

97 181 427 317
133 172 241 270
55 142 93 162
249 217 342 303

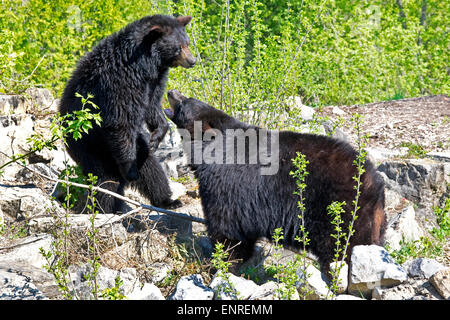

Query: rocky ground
0 89 449 300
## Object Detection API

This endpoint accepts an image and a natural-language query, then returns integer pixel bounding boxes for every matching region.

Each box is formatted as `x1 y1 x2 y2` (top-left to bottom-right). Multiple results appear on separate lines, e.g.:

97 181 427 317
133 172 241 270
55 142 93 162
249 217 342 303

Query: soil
316 94 450 155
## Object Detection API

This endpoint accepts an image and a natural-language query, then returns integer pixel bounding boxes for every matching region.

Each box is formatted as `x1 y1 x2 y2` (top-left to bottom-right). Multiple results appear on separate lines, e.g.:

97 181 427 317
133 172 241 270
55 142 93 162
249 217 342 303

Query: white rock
248 281 299 300
284 96 315 121
384 205 424 251
329 261 349 294
170 274 214 300
331 106 346 116
335 294 364 300
297 264 330 300
0 269 48 300
210 273 259 300
128 283 165 300
0 234 53 269
348 245 407 298
169 180 187 201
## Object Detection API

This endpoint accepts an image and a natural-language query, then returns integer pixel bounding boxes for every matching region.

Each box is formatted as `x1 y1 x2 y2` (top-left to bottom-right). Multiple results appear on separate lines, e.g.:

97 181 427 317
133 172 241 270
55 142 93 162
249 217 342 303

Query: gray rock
170 274 214 300
377 159 450 229
429 269 450 299
128 283 165 300
210 272 259 300
405 258 446 279
348 245 407 298
372 278 443 300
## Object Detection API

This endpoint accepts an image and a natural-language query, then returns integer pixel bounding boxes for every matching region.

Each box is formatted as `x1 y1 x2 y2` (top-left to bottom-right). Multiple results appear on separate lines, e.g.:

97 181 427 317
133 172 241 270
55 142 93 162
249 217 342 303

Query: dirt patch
317 95 450 154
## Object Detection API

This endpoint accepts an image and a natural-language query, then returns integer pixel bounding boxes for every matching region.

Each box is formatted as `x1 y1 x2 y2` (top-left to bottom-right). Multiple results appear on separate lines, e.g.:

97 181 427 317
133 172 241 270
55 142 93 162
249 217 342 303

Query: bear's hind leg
131 153 181 209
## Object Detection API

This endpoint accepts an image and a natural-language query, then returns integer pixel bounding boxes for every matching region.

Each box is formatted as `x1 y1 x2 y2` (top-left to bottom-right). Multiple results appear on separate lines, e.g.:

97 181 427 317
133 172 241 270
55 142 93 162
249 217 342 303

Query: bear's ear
176 16 192 27
202 121 213 132
149 25 164 35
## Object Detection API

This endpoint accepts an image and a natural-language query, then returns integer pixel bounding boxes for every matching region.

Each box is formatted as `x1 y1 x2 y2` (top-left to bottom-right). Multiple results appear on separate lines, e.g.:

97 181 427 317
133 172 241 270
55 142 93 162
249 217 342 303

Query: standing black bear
59 15 196 213
165 90 386 276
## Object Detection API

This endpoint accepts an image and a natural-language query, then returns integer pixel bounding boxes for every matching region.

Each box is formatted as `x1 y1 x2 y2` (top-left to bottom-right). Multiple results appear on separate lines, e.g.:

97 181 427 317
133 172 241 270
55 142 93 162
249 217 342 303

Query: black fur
166 90 387 275
59 15 195 212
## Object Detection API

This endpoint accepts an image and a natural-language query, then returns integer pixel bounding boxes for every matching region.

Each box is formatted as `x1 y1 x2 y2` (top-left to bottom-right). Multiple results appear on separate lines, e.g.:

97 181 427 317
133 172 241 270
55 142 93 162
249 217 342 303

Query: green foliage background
1 0 448 124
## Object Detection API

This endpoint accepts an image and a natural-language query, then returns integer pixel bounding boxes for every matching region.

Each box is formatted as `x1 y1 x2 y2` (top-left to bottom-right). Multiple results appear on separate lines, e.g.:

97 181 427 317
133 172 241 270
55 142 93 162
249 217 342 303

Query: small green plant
399 142 428 159
268 228 302 300
211 241 240 299
325 200 347 298
84 173 101 299
432 196 450 240
100 276 127 300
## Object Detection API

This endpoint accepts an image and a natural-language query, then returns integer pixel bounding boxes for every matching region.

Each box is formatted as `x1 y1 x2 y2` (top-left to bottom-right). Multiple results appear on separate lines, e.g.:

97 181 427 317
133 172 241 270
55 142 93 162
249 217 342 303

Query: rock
0 261 59 299
0 184 64 222
146 262 172 284
0 234 53 269
384 205 424 251
405 258 446 279
0 268 48 300
372 278 443 300
367 147 405 163
0 94 27 115
169 274 214 300
248 281 299 300
284 96 315 121
69 263 154 300
335 294 365 300
377 159 450 229
426 151 450 162
329 261 348 294
169 180 187 201
348 245 408 298
331 106 346 116
210 272 259 300
296 264 330 300
429 269 450 299
24 88 55 113
128 283 165 300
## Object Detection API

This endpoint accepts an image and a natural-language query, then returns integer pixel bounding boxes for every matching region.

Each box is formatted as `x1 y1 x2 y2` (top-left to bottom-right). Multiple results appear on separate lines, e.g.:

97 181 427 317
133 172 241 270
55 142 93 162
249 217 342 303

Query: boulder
248 281 299 300
0 233 53 269
429 269 450 300
296 264 330 300
0 268 48 300
210 272 259 300
384 205 424 251
169 274 214 300
372 278 443 300
128 283 165 300
348 245 408 298
404 258 446 279
377 159 450 229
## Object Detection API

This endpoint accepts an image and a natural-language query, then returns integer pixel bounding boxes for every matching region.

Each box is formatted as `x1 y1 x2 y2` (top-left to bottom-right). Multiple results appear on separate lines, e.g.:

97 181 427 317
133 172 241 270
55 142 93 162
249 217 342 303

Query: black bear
59 15 196 213
165 89 386 276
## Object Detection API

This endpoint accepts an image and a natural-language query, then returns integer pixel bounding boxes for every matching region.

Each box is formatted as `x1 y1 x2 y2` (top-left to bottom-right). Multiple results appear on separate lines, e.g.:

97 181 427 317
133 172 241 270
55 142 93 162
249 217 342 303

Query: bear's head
165 89 235 138
137 15 196 68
